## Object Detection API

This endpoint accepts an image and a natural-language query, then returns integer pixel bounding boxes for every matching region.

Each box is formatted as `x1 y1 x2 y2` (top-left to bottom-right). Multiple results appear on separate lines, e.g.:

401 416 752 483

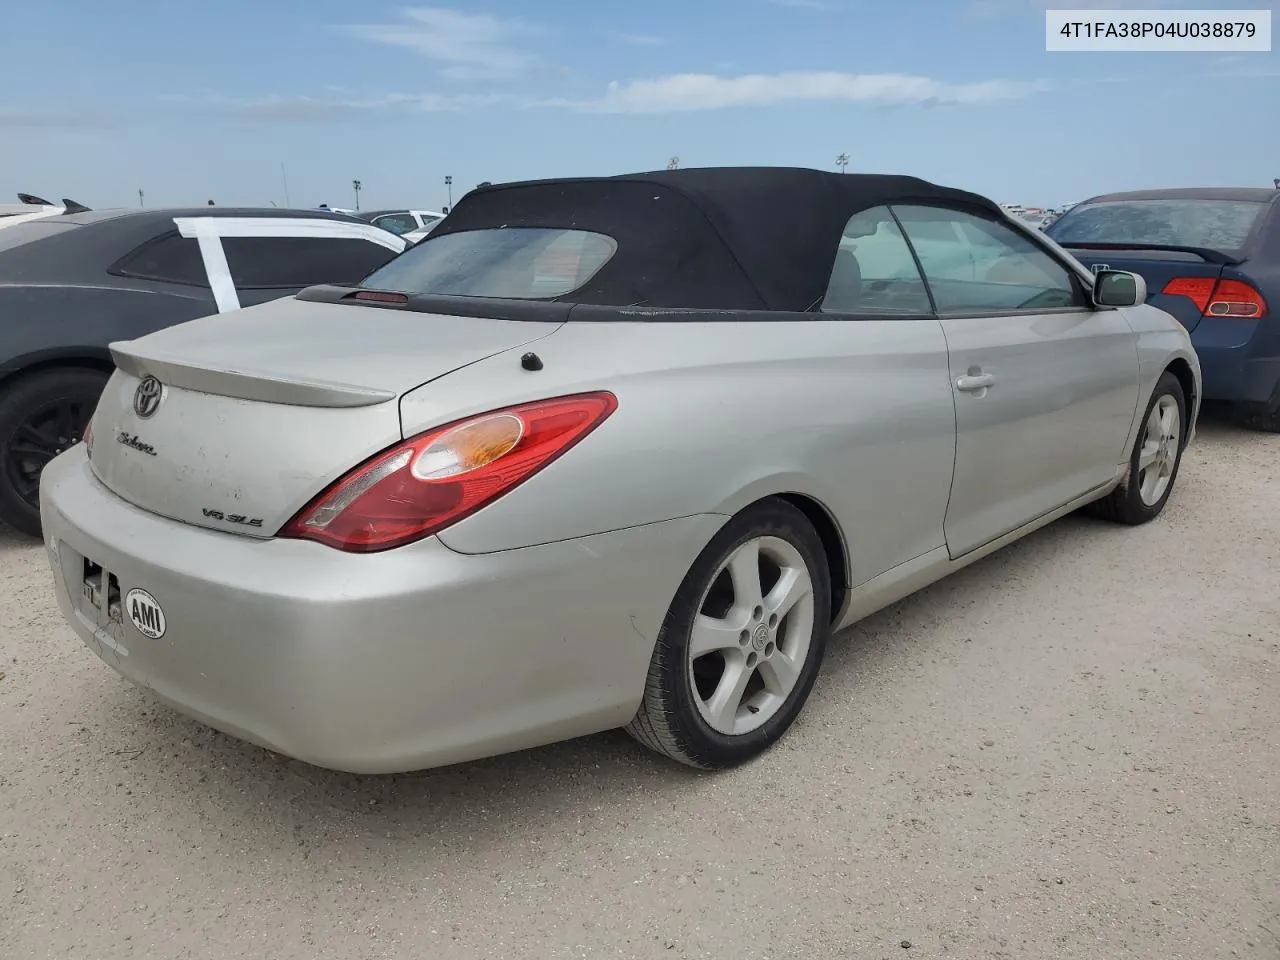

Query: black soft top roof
431 166 1003 311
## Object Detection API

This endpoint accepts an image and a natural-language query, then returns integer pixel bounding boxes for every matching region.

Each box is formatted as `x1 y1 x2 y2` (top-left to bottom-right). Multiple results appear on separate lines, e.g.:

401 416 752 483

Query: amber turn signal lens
410 413 525 480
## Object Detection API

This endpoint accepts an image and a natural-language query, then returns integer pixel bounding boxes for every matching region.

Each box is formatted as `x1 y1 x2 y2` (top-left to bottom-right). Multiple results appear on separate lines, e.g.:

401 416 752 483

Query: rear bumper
1192 317 1280 410
40 448 721 773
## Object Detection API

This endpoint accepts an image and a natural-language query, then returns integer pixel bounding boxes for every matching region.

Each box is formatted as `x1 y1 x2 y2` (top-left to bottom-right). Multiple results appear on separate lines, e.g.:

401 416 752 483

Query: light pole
445 175 453 209
836 153 849 174
352 179 362 211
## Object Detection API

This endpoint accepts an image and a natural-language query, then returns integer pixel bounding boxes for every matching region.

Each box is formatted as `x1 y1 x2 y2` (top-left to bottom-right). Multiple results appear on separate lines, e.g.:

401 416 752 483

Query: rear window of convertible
360 227 618 299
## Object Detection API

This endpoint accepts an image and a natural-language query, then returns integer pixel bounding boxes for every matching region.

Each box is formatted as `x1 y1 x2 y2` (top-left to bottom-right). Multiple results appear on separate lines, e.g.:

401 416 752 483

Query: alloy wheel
3 397 89 509
686 535 816 736
1137 394 1181 507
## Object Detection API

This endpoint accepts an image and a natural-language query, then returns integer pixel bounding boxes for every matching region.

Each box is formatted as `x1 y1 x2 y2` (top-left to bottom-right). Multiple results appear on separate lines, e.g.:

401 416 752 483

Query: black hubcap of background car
3 398 88 509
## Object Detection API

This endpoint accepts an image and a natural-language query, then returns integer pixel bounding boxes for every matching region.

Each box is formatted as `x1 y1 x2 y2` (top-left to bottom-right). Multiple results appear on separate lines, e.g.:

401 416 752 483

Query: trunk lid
88 295 560 536
1062 245 1230 333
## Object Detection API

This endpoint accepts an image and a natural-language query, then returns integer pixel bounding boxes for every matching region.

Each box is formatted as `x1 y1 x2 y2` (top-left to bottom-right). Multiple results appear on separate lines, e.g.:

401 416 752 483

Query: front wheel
626 498 832 769
1087 371 1187 525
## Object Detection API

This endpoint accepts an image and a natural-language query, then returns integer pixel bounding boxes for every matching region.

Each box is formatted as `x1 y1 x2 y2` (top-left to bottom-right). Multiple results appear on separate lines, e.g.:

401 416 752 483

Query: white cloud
340 7 542 82
612 32 667 46
0 105 112 129
184 92 502 122
1209 59 1280 79
545 71 1050 114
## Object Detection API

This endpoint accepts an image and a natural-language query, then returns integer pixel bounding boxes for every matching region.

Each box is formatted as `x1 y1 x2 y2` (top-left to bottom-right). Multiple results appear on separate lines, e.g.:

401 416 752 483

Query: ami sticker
125 588 166 639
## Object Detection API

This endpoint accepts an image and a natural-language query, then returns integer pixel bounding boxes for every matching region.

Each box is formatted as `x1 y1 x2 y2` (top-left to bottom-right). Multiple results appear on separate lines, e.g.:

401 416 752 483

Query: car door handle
955 373 995 392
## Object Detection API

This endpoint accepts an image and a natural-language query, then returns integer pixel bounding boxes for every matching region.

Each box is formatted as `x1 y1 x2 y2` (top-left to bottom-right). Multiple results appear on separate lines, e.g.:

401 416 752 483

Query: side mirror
1093 269 1146 307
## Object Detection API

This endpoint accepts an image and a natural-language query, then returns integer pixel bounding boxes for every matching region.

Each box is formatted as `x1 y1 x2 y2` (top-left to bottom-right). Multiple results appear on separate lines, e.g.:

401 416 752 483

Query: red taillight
1162 276 1268 319
1205 278 1267 318
1161 277 1216 313
278 391 618 553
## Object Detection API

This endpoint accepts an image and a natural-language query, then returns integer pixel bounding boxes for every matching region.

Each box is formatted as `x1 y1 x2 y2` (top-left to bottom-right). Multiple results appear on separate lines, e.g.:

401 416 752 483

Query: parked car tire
0 368 108 537
626 498 832 769
1236 404 1280 434
1086 371 1187 526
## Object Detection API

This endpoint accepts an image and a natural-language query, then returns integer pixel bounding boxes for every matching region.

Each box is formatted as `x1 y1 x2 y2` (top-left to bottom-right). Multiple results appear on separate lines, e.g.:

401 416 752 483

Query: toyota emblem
133 376 163 418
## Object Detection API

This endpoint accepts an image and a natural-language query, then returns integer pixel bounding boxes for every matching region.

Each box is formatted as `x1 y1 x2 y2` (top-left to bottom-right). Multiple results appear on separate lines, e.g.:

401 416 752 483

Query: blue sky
2 0 1277 210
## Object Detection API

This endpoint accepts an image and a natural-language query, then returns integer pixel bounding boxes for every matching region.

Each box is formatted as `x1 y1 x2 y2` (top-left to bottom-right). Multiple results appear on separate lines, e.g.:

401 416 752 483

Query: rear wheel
1087 371 1186 525
0 368 108 537
626 498 832 769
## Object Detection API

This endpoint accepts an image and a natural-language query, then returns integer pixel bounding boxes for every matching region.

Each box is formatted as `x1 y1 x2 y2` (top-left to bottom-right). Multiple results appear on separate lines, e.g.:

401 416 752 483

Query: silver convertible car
40 168 1201 774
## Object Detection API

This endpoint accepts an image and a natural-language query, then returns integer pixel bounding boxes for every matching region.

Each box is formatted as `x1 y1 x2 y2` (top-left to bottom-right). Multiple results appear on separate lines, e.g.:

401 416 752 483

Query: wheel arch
761 492 850 627
0 348 115 394
1163 357 1197 447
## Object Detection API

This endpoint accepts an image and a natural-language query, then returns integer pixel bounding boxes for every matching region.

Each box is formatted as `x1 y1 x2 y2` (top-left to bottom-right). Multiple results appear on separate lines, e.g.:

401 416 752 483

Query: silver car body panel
108 295 560 401
409 315 958 589
42 296 1200 772
39 175 1203 774
939 306 1139 557
42 450 721 773
90 297 561 536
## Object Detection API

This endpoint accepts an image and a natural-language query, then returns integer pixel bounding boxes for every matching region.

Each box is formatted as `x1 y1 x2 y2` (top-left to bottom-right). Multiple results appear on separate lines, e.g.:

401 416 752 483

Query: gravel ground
1 415 1277 960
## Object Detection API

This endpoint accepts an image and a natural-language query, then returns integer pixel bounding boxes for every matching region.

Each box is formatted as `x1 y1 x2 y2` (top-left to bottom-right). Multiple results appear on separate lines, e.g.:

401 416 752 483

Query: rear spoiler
109 344 396 408
1061 241 1241 266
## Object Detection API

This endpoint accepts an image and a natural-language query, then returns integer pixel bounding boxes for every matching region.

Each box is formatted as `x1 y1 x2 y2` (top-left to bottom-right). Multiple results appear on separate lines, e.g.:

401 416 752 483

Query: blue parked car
1046 188 1279 431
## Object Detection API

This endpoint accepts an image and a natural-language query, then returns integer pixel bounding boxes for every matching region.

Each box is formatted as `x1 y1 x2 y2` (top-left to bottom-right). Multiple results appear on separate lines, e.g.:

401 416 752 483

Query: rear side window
1047 198 1270 254
361 228 617 299
112 232 208 286
822 206 932 315
221 236 398 288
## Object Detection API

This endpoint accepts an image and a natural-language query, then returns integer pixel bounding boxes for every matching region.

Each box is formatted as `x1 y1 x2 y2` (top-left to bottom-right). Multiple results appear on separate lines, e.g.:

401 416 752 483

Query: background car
351 208 445 241
40 167 1199 776
0 206 407 536
401 220 447 245
1045 188 1279 431
0 192 91 230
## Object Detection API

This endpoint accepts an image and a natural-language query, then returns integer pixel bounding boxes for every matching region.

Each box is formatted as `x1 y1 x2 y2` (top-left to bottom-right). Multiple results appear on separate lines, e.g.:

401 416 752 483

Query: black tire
0 368 108 538
625 498 832 769
1086 371 1187 526
1236 405 1280 433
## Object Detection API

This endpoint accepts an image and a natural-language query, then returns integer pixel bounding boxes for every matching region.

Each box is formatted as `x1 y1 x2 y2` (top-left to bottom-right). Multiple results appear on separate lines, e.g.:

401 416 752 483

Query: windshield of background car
1046 198 1269 254
360 227 618 299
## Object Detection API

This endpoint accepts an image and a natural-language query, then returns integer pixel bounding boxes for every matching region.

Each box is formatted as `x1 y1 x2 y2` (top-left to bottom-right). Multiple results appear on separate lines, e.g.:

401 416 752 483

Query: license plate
80 557 122 625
